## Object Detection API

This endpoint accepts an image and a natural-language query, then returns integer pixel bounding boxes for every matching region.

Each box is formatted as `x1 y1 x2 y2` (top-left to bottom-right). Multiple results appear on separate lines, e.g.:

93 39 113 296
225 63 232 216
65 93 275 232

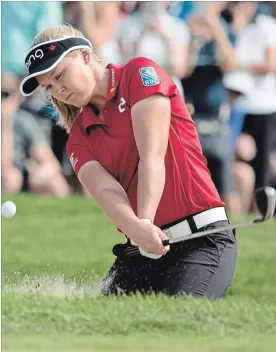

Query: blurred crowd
2 1 276 215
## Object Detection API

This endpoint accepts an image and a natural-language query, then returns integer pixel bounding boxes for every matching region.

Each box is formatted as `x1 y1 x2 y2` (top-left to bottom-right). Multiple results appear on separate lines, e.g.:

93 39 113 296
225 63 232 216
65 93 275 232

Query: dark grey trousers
102 221 237 299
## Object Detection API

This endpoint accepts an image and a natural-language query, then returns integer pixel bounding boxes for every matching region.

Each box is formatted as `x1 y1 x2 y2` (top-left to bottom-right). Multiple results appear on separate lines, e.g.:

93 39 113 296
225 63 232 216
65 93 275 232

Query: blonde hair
32 24 101 132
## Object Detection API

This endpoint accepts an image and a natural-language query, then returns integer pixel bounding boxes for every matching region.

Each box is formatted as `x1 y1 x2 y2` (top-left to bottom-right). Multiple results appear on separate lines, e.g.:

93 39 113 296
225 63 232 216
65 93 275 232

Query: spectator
167 1 194 21
183 2 240 214
13 109 71 197
1 1 70 197
63 1 82 29
1 75 22 193
78 1 123 65
270 1 276 18
223 72 256 213
120 1 143 16
256 1 275 16
208 1 276 193
1 75 70 198
2 1 63 78
63 2 123 64
118 1 190 96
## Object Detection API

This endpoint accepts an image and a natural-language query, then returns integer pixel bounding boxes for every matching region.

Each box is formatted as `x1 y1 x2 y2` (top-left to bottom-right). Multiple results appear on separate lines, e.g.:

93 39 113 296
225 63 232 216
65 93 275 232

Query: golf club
161 186 276 246
116 186 275 257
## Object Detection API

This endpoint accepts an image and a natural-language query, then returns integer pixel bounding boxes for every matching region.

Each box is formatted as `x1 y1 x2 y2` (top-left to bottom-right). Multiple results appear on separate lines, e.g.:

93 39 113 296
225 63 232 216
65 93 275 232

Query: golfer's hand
129 220 170 256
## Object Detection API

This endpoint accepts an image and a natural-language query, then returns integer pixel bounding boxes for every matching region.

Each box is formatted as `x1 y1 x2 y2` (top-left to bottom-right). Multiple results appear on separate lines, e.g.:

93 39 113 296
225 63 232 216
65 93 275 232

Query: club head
254 187 276 222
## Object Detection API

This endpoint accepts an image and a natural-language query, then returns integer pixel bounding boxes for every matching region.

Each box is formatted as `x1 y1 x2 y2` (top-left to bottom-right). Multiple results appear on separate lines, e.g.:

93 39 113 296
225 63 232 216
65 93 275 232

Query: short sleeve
66 131 96 176
127 57 178 108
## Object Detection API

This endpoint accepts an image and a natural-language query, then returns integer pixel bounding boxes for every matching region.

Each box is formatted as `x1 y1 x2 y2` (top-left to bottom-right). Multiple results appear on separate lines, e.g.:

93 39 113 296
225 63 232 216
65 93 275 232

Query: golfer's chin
67 94 86 108
68 87 95 107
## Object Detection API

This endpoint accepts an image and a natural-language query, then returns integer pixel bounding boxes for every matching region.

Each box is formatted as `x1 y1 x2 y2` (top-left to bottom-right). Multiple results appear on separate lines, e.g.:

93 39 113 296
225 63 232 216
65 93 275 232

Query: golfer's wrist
126 218 152 246
120 216 141 238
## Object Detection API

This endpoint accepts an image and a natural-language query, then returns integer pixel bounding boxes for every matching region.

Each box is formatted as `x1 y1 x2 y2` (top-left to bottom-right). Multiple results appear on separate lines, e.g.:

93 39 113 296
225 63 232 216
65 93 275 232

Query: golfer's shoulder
123 57 160 77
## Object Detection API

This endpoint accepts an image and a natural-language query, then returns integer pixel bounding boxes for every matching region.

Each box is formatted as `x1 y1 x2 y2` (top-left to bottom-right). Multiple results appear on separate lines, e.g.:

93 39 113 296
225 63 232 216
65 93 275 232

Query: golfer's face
37 52 96 107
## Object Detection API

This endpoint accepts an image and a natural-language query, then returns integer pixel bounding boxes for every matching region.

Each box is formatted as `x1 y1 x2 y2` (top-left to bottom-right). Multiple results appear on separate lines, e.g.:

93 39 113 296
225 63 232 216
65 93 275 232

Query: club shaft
162 218 261 246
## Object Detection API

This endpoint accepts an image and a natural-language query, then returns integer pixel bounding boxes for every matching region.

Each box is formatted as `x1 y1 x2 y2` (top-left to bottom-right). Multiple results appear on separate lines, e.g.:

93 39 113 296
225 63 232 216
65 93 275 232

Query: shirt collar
81 105 107 134
106 63 122 101
82 63 122 132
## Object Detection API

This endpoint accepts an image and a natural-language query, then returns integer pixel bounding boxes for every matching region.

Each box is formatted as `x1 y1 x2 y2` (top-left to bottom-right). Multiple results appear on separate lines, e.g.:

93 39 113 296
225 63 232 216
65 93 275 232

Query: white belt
163 207 228 241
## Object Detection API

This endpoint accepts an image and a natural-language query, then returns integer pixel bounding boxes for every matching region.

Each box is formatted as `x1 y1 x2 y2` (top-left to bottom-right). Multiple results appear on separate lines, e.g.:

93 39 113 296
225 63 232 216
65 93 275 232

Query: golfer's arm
131 95 171 223
78 161 140 235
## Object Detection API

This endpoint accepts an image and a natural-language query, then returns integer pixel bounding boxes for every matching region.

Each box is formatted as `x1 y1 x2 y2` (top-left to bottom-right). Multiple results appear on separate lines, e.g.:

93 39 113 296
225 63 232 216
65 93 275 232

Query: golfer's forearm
97 187 140 236
137 157 166 222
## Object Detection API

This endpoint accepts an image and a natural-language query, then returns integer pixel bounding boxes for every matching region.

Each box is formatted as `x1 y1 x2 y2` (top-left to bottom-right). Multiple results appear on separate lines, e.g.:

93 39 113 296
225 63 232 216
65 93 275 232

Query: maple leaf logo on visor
49 44 56 51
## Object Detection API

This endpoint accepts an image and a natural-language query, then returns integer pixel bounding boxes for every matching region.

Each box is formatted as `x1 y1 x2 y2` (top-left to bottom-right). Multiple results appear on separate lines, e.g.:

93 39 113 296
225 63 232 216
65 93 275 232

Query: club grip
162 239 170 246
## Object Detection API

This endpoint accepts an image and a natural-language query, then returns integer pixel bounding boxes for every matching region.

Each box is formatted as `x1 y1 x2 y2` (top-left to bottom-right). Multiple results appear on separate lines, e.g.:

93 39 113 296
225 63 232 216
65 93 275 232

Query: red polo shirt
66 57 224 228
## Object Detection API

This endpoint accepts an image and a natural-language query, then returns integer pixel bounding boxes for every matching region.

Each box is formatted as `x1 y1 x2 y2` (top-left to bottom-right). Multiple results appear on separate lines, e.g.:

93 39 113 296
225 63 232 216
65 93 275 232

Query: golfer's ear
80 50 90 64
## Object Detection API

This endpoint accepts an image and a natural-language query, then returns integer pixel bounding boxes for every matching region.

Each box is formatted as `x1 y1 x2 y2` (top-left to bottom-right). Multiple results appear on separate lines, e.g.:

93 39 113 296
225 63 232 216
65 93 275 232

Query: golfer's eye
55 72 63 80
46 85 52 91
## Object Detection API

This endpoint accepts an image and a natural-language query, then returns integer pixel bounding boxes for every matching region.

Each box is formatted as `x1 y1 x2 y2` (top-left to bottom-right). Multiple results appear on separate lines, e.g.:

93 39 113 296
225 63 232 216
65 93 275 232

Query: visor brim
20 43 92 96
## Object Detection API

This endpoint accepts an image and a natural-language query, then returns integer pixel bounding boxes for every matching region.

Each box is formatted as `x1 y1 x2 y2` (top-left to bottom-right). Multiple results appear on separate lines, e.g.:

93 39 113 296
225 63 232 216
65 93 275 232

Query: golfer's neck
89 95 106 110
89 68 109 110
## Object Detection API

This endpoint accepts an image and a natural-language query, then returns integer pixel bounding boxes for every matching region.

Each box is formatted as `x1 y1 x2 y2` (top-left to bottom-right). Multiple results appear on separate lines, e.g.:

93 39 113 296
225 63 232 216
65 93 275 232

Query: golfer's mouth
66 93 73 101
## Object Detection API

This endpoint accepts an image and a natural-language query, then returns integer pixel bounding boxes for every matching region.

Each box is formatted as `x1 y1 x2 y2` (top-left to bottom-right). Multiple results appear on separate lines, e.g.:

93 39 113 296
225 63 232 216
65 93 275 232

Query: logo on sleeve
70 152 78 170
139 67 160 87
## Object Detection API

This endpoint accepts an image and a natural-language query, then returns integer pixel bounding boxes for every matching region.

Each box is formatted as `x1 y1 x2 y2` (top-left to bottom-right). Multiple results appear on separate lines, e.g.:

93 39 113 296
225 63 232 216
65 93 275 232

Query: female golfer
20 25 237 299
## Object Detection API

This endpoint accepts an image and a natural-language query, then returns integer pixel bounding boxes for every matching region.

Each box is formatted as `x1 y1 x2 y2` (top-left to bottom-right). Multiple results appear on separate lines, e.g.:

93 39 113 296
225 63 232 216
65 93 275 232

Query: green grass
3 334 276 352
2 194 276 351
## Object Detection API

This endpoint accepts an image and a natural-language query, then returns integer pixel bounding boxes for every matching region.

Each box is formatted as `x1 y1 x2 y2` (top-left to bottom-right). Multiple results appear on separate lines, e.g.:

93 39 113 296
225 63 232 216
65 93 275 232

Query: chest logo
118 97 126 113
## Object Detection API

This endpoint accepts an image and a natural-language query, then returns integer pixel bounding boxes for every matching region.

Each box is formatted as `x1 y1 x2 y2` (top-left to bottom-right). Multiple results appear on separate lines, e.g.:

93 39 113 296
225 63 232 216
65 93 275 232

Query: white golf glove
138 219 163 260
139 247 162 260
